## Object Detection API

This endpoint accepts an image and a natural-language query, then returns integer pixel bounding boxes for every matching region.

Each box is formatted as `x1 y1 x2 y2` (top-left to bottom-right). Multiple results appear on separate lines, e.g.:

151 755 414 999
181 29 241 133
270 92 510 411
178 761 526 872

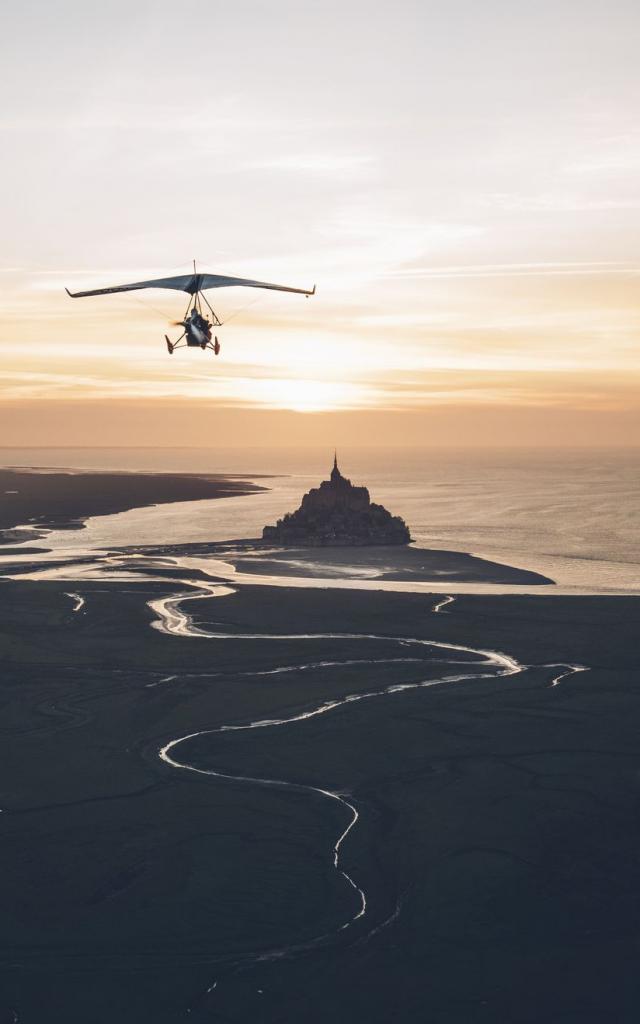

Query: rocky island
262 454 411 546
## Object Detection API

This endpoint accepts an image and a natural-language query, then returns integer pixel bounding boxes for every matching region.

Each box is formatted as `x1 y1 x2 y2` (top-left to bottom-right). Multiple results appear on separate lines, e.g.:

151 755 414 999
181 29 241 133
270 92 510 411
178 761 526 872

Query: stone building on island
262 454 411 546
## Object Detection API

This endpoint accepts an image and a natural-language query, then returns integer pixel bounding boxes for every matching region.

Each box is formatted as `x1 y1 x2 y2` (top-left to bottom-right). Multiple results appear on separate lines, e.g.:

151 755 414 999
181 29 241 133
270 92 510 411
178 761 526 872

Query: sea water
0 446 638 592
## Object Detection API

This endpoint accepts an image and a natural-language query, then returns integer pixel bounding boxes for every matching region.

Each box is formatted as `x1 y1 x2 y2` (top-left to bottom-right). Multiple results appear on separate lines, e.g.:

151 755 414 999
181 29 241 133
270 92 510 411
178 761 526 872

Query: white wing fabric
66 272 315 298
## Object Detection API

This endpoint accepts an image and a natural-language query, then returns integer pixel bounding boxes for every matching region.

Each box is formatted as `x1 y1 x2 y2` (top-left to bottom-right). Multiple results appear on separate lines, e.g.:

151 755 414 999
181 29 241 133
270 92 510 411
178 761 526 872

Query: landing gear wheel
165 336 174 355
214 337 220 355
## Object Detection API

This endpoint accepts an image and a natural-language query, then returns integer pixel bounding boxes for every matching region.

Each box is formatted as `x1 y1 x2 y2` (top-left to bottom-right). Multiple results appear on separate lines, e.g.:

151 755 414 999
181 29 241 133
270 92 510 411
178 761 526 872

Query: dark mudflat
0 467 266 540
127 538 554 586
232 543 554 585
0 578 637 1022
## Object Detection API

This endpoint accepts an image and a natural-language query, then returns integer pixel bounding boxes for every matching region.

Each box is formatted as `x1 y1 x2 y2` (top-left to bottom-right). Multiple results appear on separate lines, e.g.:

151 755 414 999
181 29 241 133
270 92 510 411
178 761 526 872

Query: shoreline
0 467 268 543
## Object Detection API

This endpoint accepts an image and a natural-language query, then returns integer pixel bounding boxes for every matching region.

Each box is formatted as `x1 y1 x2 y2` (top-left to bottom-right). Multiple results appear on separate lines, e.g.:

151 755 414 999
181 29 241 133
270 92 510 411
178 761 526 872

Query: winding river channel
142 573 587 993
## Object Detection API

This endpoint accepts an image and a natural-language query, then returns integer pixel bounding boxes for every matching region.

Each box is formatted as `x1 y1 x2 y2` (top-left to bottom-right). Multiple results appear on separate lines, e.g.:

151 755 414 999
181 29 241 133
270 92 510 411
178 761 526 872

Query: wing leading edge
65 272 315 299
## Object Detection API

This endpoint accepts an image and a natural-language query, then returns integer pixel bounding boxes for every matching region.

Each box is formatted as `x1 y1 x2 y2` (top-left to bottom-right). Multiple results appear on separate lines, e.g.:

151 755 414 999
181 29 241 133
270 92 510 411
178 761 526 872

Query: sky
1 0 639 447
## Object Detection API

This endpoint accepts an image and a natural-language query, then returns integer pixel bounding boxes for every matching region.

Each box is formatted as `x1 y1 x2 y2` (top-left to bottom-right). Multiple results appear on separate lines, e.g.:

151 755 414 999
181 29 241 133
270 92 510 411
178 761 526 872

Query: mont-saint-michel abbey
263 454 412 546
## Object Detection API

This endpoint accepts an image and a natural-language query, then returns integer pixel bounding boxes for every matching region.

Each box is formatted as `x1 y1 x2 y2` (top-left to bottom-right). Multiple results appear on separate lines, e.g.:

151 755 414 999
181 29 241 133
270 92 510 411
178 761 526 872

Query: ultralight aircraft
66 261 315 355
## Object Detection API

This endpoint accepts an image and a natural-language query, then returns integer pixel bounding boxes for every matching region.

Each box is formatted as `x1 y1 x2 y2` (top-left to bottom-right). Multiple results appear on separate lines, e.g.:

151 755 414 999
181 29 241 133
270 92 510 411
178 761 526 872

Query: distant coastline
0 467 267 543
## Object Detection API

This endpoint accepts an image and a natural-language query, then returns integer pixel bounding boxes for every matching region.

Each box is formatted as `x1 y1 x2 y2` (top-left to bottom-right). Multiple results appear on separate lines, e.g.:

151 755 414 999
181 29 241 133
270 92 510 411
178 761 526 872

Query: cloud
386 261 640 281
482 193 640 213
245 152 376 178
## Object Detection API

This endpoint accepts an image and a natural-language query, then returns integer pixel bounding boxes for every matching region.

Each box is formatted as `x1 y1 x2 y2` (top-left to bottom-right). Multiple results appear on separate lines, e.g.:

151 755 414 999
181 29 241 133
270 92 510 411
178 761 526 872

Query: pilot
189 308 212 346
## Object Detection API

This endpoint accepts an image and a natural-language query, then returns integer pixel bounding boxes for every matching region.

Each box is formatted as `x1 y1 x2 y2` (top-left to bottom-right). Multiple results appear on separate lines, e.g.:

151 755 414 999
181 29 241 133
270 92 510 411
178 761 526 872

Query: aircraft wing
66 272 315 298
199 274 315 296
66 274 199 298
